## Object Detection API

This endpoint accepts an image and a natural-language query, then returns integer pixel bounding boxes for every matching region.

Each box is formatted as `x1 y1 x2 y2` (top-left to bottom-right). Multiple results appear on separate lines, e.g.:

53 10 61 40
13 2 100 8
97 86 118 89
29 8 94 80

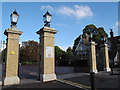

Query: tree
66 47 74 60
66 47 76 62
66 47 73 53
55 46 65 61
73 24 108 51
82 24 108 41
20 40 39 64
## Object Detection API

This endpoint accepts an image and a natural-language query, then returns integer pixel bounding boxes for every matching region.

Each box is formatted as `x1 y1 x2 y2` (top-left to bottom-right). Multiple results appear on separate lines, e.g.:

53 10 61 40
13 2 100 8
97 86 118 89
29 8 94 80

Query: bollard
90 72 95 90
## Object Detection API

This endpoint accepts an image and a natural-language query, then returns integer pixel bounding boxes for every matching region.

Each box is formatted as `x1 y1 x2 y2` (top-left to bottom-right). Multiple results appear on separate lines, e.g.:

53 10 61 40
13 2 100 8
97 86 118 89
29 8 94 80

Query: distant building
74 29 115 67
108 29 120 66
75 34 89 61
74 27 120 70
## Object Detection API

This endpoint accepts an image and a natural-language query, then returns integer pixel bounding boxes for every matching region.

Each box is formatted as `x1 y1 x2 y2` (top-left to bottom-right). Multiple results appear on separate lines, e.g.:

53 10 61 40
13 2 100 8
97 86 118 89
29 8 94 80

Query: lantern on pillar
101 35 106 44
43 10 52 27
10 9 19 27
88 32 93 42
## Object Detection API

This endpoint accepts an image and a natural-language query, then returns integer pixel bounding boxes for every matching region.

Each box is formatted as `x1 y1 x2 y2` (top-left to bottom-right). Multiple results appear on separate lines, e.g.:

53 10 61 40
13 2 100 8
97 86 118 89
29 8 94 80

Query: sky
1 2 119 51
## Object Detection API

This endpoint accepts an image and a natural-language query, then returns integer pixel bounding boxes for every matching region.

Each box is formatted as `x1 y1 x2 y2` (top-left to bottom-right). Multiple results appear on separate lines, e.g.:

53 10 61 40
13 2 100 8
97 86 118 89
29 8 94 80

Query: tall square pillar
4 27 22 85
0 62 2 86
100 44 111 72
0 44 2 85
37 26 58 82
88 41 98 73
117 44 120 66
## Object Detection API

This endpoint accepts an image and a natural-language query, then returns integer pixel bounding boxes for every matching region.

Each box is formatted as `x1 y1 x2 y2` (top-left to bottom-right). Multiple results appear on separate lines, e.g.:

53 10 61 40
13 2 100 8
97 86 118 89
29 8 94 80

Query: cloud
116 21 118 26
57 5 93 19
40 5 93 20
116 21 120 27
116 21 120 35
112 21 118 29
114 21 119 31
57 7 74 16
40 5 53 12
111 21 119 36
55 23 70 28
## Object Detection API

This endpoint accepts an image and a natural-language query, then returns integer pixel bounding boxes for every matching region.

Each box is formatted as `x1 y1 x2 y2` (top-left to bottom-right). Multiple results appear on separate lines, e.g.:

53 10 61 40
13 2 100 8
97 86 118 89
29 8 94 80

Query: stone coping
37 26 58 35
4 29 23 36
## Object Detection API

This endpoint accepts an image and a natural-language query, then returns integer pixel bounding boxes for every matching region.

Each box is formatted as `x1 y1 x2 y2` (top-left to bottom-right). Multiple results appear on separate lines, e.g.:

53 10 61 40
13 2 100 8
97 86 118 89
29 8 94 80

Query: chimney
85 33 89 40
110 29 114 37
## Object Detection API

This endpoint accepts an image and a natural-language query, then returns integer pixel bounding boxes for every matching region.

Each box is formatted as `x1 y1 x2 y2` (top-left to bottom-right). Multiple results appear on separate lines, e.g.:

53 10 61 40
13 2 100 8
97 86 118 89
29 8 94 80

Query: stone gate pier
88 41 98 73
100 44 111 72
37 26 58 82
4 27 22 85
3 9 23 85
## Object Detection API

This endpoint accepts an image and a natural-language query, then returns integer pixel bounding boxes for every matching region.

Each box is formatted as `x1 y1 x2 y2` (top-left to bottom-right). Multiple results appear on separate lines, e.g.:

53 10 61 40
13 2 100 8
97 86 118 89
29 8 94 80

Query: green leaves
55 46 75 61
73 24 108 51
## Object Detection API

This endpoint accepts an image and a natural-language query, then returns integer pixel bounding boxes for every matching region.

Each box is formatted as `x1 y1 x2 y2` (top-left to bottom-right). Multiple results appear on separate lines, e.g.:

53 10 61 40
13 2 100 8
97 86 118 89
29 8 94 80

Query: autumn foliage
20 40 39 64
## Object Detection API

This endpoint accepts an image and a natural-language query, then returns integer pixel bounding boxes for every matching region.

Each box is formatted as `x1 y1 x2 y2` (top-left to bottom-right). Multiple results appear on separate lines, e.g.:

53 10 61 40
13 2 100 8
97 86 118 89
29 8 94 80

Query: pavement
64 72 119 89
1 72 120 90
1 65 120 90
1 72 89 89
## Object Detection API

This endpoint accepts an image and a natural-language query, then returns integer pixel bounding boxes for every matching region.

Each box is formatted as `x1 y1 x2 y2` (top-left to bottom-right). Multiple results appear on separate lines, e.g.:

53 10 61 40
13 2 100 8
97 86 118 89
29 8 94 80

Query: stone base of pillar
104 68 111 72
90 69 98 74
4 76 20 85
40 73 57 82
0 64 2 85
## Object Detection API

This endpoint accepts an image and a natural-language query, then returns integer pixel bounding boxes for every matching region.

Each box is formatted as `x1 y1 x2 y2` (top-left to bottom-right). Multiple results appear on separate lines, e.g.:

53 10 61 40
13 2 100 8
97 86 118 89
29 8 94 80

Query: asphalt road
65 74 120 89
2 80 79 89
1 65 120 90
2 73 120 90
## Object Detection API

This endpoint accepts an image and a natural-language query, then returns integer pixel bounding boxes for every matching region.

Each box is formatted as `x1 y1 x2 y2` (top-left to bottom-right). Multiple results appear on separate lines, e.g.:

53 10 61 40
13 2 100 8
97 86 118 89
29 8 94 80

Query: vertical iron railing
0 41 6 86
18 44 20 77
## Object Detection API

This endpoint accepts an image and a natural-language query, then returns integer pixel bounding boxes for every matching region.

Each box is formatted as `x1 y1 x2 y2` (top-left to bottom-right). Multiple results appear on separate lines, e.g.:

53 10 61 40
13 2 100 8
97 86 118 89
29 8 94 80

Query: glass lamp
43 10 52 27
10 9 19 27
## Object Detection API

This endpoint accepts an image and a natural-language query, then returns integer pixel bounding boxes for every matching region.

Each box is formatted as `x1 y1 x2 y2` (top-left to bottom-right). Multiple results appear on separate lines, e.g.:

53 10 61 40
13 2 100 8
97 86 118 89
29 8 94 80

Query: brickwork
4 27 22 85
100 44 111 72
37 26 58 82
88 41 98 73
